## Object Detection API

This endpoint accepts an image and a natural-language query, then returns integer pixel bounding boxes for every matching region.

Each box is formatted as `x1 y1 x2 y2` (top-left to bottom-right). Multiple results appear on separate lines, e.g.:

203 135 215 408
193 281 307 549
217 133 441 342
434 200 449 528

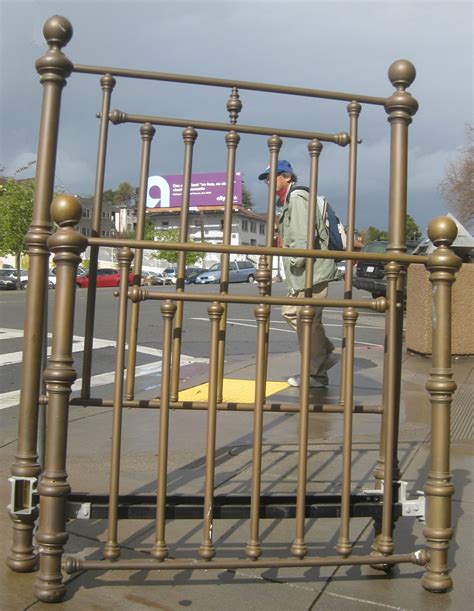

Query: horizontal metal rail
108 109 350 144
73 63 388 106
63 493 393 521
86 236 428 265
129 288 388 312
63 551 427 574
54 396 384 414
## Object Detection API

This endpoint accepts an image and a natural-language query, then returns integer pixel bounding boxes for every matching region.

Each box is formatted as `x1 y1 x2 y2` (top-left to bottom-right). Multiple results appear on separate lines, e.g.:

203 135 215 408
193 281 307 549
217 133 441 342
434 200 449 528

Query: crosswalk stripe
0 327 207 411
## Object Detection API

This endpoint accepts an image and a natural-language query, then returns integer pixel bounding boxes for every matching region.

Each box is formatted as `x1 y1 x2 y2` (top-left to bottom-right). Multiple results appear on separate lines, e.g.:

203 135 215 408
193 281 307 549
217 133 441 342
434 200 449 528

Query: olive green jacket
279 185 339 294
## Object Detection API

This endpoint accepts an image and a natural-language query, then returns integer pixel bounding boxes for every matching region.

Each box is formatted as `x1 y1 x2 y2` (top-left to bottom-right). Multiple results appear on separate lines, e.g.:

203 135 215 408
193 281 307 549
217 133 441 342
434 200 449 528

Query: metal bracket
75 502 91 519
363 480 425 522
398 481 425 522
8 476 37 515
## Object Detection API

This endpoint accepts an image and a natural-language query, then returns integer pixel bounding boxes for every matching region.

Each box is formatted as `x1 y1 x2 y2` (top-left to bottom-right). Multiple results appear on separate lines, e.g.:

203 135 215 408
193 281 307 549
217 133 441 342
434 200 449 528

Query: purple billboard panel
146 172 242 209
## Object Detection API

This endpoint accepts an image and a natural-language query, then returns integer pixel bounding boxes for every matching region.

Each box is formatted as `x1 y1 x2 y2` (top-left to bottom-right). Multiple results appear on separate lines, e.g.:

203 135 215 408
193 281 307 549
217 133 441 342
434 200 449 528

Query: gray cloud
1 0 472 232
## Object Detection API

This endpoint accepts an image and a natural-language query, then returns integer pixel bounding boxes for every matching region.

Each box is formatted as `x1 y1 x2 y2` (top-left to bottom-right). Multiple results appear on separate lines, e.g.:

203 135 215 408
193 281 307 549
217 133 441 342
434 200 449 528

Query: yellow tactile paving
178 378 289 403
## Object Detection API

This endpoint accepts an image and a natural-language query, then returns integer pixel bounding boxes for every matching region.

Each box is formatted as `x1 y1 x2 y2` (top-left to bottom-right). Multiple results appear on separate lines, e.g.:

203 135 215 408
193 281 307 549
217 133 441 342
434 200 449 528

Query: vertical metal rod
372 61 418 557
8 16 73 575
290 305 315 559
384 61 418 478
125 123 156 400
151 300 177 561
422 217 460 593
260 136 282 373
199 302 224 560
336 307 358 556
304 139 322 298
81 74 116 399
377 263 400 560
245 304 271 560
170 127 198 401
38 287 49 471
216 131 240 402
339 101 361 405
103 248 134 561
33 195 87 603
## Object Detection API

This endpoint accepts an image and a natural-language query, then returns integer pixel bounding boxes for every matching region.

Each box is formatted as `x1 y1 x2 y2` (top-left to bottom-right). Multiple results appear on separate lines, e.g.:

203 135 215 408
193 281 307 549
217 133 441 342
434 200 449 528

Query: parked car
142 270 172 286
76 267 133 288
47 272 56 289
353 239 419 298
336 260 346 279
162 267 177 284
195 260 257 284
184 267 206 284
0 269 17 290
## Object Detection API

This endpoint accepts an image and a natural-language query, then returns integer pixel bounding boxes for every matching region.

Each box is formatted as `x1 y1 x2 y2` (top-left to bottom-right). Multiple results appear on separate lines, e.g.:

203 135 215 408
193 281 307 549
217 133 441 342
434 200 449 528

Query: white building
146 206 272 270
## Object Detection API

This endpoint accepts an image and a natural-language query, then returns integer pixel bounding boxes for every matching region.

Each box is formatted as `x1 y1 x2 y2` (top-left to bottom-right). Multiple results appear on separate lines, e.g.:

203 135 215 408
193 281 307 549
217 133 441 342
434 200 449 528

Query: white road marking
190 318 384 348
224 317 384 330
0 327 207 411
325 591 413 610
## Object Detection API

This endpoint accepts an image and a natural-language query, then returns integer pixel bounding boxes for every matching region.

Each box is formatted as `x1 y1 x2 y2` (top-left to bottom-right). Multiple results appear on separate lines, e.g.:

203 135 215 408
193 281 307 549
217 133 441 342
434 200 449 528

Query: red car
77 267 134 288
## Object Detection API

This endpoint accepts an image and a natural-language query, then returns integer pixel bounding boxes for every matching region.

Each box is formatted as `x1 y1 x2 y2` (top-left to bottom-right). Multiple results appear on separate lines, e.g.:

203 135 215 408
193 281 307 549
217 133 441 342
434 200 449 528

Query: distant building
76 196 116 237
146 206 269 269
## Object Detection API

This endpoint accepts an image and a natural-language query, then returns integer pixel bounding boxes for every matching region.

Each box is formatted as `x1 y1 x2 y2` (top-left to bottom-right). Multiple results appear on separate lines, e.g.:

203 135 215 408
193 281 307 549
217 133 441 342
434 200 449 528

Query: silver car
195 260 256 284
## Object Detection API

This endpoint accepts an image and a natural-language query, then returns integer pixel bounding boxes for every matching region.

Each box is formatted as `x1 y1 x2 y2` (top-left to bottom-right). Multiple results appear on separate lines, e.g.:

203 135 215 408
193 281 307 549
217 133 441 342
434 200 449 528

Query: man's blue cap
258 160 293 180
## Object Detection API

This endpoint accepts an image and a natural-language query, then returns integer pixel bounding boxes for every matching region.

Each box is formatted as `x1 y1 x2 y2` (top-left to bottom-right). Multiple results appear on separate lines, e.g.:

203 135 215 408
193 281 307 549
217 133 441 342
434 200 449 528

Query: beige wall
406 263 474 356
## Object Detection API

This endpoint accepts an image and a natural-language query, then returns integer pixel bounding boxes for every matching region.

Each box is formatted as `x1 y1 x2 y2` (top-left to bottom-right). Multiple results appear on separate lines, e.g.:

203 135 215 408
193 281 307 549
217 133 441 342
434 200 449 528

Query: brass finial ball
43 15 73 48
388 59 416 89
50 194 82 227
427 216 458 247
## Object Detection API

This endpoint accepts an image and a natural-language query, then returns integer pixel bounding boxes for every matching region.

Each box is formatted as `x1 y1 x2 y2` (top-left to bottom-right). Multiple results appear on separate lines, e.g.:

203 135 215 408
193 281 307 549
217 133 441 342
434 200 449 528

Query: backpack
289 186 347 253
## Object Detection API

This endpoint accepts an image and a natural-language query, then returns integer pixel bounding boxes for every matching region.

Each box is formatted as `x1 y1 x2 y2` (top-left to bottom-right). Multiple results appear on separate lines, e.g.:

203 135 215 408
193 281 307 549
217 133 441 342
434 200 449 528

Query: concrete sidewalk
1 345 472 610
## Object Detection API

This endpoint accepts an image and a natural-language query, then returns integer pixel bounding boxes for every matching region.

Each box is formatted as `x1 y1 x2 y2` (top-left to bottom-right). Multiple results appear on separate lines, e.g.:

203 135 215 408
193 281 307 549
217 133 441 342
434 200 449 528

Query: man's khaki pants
281 282 334 385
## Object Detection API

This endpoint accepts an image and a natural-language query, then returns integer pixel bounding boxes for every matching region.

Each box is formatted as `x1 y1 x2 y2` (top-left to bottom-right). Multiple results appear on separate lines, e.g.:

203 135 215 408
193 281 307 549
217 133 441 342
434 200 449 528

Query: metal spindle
125 123 156 400
336 307 358 556
290 304 315 558
103 247 133 561
170 127 198 401
199 302 224 560
304 139 322 298
245 304 271 560
81 73 116 399
339 101 361 406
216 130 240 402
152 300 177 560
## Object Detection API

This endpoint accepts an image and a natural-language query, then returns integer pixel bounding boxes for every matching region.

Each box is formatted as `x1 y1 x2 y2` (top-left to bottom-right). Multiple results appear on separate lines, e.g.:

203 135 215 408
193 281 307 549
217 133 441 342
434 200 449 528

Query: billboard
146 172 242 209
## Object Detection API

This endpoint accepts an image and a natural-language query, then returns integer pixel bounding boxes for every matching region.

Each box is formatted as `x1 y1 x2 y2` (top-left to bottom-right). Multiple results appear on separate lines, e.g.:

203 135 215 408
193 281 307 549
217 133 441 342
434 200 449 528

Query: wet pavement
0 343 472 610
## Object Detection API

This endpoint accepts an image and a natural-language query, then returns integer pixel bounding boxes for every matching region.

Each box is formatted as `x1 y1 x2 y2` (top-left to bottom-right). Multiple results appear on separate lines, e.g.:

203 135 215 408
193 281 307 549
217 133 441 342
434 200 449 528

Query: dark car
353 240 419 298
142 270 172 286
0 269 17 290
184 267 206 284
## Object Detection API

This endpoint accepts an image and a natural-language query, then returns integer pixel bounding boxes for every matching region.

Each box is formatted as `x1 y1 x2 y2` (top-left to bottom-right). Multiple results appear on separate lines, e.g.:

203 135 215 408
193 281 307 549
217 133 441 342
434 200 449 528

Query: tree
113 181 136 209
363 215 421 245
150 227 203 266
242 185 254 210
364 226 388 244
102 189 116 205
0 178 34 288
406 214 422 241
439 124 473 231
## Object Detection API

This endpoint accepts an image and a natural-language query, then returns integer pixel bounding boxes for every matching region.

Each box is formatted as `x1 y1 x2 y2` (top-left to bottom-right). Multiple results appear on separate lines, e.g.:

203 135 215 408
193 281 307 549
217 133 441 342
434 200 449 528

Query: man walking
259 160 339 388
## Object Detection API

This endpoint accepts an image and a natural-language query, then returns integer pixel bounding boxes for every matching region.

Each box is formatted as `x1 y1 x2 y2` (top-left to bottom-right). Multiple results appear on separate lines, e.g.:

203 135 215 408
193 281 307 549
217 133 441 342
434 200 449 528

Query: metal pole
33 195 87 602
422 216 461 593
8 15 73 575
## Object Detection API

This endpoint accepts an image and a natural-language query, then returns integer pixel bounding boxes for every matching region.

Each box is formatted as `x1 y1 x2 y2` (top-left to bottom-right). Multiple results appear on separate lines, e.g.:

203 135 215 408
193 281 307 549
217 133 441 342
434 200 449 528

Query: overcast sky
1 0 472 232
